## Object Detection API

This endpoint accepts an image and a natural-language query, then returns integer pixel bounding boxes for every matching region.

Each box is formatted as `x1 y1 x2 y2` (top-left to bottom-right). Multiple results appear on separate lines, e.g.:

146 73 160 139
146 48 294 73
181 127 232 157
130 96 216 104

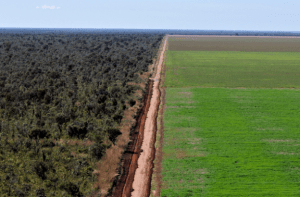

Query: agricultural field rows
159 36 300 196
165 51 300 88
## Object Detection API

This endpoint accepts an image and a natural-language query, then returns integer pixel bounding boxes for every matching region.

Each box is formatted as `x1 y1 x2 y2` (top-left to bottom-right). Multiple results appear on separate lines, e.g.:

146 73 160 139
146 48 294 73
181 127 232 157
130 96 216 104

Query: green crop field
162 88 300 196
161 45 300 196
165 51 300 88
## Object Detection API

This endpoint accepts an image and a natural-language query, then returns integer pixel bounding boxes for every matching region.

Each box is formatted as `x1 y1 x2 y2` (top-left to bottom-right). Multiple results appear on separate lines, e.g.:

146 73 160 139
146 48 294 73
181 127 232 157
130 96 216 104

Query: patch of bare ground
291 167 300 170
161 168 207 190
178 91 192 95
188 138 202 145
195 168 208 174
273 152 298 155
263 139 294 143
163 135 205 159
256 127 283 131
165 149 205 159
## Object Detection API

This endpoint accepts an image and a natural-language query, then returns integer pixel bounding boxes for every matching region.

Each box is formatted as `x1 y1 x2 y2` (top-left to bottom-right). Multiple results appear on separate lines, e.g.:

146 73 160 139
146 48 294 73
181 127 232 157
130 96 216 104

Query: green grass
165 51 300 88
161 87 300 196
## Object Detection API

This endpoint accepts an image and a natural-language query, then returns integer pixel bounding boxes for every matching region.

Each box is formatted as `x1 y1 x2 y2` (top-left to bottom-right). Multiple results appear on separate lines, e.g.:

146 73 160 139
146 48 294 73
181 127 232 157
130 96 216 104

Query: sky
0 0 299 32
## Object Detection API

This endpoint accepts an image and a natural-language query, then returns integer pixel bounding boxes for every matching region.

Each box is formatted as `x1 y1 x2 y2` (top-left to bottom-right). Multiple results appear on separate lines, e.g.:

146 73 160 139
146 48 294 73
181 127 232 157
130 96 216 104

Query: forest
0 32 164 196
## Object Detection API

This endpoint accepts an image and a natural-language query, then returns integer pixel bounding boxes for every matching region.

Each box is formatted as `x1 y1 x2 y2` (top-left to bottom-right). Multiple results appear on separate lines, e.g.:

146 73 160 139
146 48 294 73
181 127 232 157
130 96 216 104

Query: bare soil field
168 35 300 51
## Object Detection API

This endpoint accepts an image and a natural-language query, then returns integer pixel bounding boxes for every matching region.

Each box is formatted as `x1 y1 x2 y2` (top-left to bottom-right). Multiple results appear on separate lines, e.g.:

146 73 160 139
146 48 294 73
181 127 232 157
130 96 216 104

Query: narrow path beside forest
130 35 168 197
109 35 169 197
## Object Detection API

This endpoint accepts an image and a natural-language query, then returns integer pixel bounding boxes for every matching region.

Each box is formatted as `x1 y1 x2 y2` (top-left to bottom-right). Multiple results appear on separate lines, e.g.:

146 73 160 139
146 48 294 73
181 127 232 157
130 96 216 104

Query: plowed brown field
168 35 300 51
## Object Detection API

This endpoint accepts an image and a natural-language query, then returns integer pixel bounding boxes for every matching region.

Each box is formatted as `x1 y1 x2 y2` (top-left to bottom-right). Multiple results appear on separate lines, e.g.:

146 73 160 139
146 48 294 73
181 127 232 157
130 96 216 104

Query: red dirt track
108 36 168 197
110 80 153 197
131 36 167 197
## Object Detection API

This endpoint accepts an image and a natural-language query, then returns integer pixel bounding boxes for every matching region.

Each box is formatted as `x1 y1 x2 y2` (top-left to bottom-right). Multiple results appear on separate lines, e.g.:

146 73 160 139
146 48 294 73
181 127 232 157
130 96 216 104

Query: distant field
162 87 300 196
165 51 300 88
168 36 300 52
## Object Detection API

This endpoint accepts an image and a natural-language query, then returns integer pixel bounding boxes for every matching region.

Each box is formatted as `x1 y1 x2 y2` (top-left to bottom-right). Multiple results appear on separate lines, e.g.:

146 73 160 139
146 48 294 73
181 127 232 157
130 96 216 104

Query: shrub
56 113 68 125
37 89 47 100
67 121 88 139
22 184 31 194
107 128 122 145
15 188 25 197
60 182 83 197
35 188 46 197
25 139 32 148
129 99 136 107
29 129 49 139
86 102 96 111
113 114 123 123
59 145 66 153
44 94 51 104
33 161 48 180
89 142 106 160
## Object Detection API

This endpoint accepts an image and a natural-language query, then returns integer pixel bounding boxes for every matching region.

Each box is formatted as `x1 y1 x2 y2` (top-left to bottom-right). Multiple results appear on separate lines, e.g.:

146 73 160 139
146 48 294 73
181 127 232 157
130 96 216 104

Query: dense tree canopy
0 32 164 196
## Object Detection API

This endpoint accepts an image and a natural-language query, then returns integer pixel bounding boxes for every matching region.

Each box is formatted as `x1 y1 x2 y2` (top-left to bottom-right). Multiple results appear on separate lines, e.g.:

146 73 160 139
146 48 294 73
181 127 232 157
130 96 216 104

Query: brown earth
168 35 300 52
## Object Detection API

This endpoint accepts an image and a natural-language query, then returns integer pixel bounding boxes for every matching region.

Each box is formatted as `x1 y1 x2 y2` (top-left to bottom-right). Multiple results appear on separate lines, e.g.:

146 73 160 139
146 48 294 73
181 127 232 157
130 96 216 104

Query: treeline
1 28 299 37
0 32 163 196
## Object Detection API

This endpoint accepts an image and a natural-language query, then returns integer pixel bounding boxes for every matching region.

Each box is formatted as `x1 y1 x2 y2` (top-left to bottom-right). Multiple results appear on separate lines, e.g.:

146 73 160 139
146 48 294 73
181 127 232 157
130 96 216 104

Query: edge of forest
95 36 168 196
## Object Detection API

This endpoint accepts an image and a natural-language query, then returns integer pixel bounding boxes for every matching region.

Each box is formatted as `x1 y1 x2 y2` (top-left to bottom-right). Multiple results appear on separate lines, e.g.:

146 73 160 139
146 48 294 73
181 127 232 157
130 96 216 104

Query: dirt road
109 35 168 197
130 35 168 197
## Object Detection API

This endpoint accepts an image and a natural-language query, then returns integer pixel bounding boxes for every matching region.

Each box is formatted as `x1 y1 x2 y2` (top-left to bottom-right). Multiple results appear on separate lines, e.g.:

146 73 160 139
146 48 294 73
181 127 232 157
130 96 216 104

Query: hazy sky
1 0 299 31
